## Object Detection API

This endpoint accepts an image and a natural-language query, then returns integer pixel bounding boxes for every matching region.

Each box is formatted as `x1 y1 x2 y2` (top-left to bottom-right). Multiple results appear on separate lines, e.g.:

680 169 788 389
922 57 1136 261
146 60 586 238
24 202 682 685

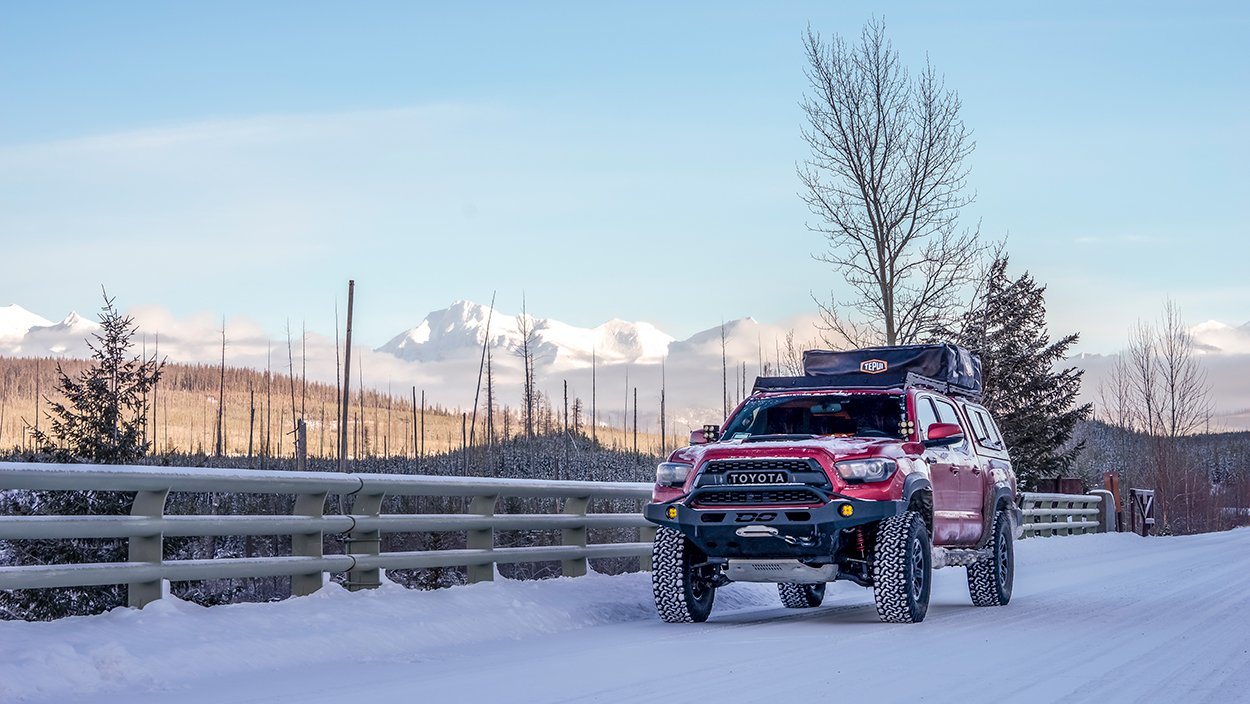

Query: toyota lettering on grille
725 471 788 485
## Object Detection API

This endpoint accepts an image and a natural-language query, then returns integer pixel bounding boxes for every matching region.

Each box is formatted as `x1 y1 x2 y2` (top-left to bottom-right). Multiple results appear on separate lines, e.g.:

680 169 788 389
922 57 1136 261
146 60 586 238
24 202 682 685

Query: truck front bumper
644 497 906 560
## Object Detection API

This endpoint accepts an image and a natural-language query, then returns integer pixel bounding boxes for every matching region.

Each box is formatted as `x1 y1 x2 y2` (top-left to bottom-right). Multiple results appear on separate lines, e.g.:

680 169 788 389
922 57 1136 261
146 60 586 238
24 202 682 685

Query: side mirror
689 424 721 445
923 422 965 448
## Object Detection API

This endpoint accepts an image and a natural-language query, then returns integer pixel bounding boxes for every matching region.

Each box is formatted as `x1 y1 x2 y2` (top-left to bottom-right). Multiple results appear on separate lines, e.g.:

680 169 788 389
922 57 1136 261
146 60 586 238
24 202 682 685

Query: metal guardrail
1020 490 1113 537
0 462 1120 612
0 462 656 608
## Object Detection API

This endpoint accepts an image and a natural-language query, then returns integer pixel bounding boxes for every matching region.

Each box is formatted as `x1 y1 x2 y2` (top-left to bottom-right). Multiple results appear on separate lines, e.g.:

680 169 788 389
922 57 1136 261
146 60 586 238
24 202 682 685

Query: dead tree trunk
339 279 355 471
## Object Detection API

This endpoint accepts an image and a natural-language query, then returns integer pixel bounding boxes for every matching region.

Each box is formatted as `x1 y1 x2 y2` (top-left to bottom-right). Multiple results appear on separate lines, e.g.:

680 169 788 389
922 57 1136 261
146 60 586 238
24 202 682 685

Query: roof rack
751 371 982 401
901 372 983 401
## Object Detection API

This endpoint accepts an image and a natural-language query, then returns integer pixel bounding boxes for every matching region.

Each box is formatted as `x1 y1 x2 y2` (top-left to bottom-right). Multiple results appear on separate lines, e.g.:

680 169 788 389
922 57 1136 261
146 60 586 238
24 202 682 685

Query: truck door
916 395 963 546
931 396 984 545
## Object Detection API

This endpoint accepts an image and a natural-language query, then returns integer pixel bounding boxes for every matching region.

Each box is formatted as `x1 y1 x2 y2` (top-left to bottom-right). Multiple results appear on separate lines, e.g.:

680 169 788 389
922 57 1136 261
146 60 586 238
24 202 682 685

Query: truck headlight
656 462 693 488
834 458 898 483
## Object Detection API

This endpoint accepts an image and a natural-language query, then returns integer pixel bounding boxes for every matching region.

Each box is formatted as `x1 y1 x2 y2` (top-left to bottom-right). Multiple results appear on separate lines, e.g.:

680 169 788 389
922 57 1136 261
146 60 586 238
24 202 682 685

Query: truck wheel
967 508 1014 607
651 527 716 623
872 511 931 624
778 582 826 608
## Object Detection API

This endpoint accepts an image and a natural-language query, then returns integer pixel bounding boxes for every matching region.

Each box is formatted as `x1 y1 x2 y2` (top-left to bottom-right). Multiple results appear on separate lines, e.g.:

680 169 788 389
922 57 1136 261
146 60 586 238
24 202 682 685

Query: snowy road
3 529 1248 703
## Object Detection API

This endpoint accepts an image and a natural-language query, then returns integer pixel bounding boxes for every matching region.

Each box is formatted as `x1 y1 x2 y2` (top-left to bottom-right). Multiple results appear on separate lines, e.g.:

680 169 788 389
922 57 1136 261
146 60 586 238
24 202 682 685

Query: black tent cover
777 344 983 396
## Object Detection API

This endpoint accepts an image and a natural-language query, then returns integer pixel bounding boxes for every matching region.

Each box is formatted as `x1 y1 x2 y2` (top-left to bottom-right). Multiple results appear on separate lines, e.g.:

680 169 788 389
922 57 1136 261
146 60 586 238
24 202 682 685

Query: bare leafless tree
1156 301 1211 437
1124 321 1163 436
720 322 728 418
1097 353 1135 430
1105 301 1214 531
778 329 810 376
800 19 981 346
285 321 298 437
214 321 227 457
1117 303 1211 437
516 296 538 440
470 292 496 448
591 348 597 443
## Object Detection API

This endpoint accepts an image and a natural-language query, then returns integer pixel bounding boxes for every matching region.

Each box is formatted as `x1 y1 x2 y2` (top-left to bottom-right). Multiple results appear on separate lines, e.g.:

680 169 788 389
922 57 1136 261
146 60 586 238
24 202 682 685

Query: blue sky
2 1 1247 353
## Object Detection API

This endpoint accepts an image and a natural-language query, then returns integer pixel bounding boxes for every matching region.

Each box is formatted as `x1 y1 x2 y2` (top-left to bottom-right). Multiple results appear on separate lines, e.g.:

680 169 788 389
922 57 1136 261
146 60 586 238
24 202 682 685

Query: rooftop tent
798 344 983 396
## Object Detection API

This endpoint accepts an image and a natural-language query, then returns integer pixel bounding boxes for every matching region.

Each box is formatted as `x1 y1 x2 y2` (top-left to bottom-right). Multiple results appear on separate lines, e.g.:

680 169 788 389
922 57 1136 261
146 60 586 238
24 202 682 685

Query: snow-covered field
2 529 1248 703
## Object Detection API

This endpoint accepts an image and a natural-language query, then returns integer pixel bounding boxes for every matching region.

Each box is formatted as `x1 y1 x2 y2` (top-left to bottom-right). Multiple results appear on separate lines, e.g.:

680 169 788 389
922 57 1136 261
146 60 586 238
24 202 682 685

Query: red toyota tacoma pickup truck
644 344 1022 624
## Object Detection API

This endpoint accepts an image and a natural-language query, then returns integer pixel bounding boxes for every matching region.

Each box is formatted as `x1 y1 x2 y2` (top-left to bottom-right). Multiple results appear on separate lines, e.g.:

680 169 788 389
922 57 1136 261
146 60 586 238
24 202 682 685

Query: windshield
722 393 907 440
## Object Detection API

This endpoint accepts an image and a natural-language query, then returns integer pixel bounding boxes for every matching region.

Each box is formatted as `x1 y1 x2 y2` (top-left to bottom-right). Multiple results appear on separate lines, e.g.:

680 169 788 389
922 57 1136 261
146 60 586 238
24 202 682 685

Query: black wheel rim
910 535 926 600
691 577 708 600
689 566 712 603
997 523 1011 586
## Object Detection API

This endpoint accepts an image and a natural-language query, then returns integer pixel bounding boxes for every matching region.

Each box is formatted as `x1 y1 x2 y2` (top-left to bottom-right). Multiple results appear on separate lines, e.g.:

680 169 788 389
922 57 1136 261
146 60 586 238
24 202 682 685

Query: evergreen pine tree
1 291 164 620
955 256 1090 489
33 292 163 462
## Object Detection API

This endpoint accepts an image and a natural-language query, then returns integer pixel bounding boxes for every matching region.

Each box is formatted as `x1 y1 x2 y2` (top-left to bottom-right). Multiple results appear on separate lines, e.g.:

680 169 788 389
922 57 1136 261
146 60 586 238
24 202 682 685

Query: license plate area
725 471 789 485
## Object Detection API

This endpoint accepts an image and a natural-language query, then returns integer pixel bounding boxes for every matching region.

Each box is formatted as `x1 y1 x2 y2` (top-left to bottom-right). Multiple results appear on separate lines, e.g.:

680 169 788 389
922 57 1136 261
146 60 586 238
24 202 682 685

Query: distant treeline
1070 419 1250 534
0 356 671 461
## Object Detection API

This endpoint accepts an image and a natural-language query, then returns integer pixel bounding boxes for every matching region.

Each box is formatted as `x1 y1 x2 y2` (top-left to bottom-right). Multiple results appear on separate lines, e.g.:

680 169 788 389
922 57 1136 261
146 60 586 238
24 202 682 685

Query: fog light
666 506 678 519
840 504 854 517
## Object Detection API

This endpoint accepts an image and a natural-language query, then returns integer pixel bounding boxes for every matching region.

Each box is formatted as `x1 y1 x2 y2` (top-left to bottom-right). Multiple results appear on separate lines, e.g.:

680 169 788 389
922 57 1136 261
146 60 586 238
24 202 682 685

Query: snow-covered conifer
955 256 1091 489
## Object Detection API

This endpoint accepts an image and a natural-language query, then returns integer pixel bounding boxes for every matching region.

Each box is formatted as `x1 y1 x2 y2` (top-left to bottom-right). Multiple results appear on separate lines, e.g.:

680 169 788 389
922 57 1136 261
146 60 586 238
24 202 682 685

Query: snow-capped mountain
378 300 675 370
38 311 99 335
1189 319 1250 355
0 307 101 356
667 317 766 358
0 304 54 341
30 312 101 354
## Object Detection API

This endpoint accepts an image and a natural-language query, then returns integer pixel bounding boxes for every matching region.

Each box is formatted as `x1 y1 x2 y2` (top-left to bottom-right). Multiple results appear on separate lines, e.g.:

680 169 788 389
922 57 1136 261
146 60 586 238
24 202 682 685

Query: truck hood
670 435 906 468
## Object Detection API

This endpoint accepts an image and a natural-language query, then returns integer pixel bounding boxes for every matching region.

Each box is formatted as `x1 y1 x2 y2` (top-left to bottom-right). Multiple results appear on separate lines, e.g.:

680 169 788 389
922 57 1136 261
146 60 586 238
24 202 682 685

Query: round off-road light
840 504 854 517
666 506 678 519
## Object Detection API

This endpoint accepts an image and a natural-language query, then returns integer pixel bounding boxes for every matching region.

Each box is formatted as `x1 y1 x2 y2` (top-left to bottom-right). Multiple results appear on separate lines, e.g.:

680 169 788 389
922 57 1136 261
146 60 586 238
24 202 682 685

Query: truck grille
703 459 815 474
694 488 825 506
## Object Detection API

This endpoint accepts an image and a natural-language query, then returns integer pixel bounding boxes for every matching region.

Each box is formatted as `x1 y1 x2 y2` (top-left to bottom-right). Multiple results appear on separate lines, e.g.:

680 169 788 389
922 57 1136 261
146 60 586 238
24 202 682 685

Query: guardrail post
640 525 657 571
1088 491 1113 533
467 494 498 583
347 492 386 591
128 488 170 608
292 492 328 596
561 496 591 577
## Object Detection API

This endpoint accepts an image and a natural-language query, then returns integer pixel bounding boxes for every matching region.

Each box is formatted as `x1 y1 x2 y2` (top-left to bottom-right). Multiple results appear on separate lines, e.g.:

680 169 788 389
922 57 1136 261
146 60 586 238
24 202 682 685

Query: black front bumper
644 496 906 559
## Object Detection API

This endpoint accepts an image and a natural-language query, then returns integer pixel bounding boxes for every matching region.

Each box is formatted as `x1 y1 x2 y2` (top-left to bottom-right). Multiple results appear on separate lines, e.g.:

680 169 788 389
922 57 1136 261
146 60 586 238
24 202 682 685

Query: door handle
971 467 982 475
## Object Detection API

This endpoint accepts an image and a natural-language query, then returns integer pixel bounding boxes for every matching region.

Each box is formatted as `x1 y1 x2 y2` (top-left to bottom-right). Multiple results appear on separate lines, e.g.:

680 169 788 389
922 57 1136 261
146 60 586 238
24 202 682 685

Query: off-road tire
652 527 716 623
778 582 826 608
967 508 1014 607
872 511 932 624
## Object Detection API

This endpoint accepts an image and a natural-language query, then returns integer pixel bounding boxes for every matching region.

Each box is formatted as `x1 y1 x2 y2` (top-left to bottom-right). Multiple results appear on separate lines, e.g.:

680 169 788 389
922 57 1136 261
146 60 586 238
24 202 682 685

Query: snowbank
0 570 776 703
3 529 1249 703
